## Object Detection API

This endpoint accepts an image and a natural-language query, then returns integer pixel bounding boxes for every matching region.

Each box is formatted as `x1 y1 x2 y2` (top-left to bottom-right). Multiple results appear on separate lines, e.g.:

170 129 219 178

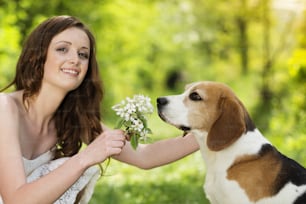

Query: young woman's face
43 27 90 92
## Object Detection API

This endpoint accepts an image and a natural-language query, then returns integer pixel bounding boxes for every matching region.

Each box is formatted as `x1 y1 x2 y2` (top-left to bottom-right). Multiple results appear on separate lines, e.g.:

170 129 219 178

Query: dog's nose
157 97 168 106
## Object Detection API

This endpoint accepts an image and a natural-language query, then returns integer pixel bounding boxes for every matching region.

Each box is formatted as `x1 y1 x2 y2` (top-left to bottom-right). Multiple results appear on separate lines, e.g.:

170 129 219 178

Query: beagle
157 81 306 204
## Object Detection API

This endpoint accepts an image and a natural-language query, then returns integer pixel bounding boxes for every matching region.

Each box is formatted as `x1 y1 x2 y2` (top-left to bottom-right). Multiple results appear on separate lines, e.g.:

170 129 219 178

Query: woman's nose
68 51 80 65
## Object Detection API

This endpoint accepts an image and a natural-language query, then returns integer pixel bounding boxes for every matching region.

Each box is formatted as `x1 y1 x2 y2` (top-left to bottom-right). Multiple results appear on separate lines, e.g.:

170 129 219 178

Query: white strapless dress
0 150 100 204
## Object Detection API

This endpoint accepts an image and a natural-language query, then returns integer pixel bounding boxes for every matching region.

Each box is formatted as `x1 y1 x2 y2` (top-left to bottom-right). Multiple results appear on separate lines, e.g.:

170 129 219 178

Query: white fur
160 93 189 127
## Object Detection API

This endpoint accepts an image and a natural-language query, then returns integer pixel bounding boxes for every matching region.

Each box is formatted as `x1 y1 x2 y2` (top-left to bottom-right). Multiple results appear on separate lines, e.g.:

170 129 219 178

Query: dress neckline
23 148 54 161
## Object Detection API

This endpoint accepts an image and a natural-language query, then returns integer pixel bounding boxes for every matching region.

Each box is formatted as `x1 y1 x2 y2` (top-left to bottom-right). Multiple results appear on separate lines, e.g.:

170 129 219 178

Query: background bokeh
1 0 305 203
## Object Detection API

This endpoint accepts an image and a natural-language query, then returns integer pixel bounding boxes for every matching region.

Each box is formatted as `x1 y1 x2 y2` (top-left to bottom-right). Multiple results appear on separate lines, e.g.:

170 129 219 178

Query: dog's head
157 81 255 151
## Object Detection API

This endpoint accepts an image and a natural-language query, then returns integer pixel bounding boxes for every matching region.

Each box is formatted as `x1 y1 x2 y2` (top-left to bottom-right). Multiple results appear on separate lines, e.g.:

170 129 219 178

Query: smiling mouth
61 68 80 75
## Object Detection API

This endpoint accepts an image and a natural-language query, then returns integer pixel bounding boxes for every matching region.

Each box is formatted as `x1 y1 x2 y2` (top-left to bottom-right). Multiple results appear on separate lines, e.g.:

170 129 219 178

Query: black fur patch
276 153 306 187
272 145 306 197
258 144 306 197
294 192 306 204
244 111 256 132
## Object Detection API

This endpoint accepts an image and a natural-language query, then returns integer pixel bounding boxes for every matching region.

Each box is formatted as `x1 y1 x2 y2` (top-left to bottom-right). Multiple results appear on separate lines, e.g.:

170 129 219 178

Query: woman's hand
76 129 126 168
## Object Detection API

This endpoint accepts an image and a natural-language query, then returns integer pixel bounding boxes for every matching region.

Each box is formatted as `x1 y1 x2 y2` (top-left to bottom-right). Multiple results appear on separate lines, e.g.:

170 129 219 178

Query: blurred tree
236 0 250 75
254 0 303 130
1 0 106 44
190 0 263 75
259 0 273 121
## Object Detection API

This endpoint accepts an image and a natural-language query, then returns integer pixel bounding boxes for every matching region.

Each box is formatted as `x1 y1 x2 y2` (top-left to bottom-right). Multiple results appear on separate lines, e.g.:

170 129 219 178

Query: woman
0 15 199 204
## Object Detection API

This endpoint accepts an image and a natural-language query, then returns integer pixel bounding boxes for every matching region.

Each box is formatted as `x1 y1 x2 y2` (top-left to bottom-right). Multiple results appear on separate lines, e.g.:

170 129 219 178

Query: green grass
90 152 209 204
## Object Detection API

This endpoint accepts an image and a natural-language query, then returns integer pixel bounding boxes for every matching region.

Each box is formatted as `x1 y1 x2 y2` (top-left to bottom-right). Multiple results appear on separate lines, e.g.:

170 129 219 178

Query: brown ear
207 97 246 151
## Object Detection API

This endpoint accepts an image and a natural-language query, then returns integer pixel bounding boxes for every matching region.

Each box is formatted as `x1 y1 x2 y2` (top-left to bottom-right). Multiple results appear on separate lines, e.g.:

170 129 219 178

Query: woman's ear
207 97 246 151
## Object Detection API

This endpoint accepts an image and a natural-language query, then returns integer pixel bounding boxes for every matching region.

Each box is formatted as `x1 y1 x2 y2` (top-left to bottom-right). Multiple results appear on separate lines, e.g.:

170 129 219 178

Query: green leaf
114 118 125 129
130 134 139 150
146 127 153 134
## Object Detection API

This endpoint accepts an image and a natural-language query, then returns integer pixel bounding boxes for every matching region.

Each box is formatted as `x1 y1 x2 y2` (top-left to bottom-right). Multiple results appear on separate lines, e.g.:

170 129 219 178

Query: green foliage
288 49 306 82
90 151 209 204
266 47 306 165
0 0 305 203
0 11 20 89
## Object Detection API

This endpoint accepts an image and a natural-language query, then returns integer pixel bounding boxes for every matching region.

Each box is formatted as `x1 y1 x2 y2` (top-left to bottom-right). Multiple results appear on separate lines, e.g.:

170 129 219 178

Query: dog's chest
200 150 251 203
204 169 252 204
193 132 249 202
192 130 273 204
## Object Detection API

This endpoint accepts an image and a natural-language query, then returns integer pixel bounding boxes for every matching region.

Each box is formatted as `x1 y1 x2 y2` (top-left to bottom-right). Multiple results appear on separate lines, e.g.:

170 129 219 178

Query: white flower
112 95 153 149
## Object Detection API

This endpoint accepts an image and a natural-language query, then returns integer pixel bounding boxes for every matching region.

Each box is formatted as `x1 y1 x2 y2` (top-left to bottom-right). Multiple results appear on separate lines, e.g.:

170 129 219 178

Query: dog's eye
189 92 202 101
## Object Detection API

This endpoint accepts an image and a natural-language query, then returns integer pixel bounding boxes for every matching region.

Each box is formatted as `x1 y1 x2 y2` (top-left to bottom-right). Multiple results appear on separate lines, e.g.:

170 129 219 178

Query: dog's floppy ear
207 96 246 151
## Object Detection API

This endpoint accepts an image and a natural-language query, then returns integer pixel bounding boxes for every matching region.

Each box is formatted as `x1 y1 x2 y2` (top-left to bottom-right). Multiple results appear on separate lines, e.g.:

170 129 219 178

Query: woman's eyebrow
55 41 89 50
80 46 89 50
55 40 71 45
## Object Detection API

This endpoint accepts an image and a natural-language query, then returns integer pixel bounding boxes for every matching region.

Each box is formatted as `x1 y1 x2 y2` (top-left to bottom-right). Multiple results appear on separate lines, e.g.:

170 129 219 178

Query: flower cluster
112 95 154 149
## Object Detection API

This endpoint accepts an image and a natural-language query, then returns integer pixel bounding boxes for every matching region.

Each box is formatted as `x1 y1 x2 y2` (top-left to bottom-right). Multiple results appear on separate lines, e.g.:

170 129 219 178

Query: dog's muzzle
157 97 191 136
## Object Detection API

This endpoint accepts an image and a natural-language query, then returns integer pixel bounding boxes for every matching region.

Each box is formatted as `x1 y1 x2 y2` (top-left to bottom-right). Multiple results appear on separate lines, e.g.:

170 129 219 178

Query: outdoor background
0 0 305 203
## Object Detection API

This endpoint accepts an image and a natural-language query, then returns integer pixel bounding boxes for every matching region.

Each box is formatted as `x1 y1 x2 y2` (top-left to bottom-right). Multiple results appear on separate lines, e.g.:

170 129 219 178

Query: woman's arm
113 133 199 169
0 95 126 204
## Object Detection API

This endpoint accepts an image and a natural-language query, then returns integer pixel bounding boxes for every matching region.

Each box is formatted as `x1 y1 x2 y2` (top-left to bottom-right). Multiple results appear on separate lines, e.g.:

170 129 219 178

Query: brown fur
207 96 246 151
185 83 230 133
185 82 248 151
227 146 282 201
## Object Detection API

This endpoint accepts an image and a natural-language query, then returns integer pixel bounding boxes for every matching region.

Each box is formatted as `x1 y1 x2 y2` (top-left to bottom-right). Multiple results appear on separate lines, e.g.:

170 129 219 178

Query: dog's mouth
158 110 191 137
157 110 167 122
179 125 191 137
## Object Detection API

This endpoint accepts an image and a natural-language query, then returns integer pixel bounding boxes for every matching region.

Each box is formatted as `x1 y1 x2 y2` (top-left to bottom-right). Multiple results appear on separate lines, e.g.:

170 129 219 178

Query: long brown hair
1 16 103 158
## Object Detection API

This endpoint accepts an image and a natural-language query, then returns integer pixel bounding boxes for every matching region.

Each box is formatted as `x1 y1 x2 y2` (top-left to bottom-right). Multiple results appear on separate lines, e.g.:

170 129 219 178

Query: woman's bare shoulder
0 91 23 117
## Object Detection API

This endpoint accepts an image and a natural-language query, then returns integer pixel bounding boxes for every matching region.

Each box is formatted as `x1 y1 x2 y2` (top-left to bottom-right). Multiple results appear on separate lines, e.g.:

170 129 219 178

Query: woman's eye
56 47 67 52
189 92 202 101
78 52 89 59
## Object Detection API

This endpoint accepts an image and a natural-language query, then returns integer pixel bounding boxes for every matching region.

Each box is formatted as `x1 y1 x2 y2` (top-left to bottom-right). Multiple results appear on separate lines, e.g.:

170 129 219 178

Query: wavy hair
1 16 103 158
